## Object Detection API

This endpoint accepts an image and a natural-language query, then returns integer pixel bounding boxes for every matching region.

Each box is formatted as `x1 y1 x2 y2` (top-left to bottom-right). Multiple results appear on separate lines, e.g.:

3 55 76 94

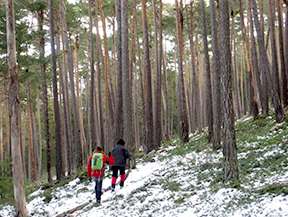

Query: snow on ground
1 127 288 216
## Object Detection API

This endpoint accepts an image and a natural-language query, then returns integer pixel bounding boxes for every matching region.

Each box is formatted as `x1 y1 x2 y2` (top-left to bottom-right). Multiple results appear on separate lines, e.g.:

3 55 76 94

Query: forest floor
1 114 288 216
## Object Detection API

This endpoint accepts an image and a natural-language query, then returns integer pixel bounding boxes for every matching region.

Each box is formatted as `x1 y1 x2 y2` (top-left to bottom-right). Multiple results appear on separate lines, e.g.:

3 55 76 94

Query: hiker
111 139 131 192
87 146 115 204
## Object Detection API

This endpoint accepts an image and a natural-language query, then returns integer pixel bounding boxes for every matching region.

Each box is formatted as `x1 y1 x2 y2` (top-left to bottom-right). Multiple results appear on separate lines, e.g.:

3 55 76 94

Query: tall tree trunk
153 0 162 148
219 0 239 182
26 75 35 182
88 0 96 152
276 0 288 107
268 0 281 103
258 0 269 114
238 0 259 120
200 0 213 142
60 0 82 169
133 0 146 146
98 0 110 151
60 20 74 174
122 0 134 156
188 3 196 133
56 31 68 174
37 8 46 179
6 0 27 215
50 0 63 180
131 3 140 151
175 0 189 143
5 84 10 159
0 95 2 162
209 0 221 150
36 89 42 178
247 0 267 118
251 0 284 123
285 6 288 106
94 0 105 149
142 0 154 152
114 0 123 147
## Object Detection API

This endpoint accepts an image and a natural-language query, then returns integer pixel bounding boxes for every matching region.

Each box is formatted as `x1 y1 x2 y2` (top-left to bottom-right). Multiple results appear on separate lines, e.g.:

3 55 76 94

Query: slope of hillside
1 115 288 216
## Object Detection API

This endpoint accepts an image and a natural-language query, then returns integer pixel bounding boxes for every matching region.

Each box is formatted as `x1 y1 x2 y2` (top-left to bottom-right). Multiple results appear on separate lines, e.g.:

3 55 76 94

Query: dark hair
96 146 102 151
117 139 125 146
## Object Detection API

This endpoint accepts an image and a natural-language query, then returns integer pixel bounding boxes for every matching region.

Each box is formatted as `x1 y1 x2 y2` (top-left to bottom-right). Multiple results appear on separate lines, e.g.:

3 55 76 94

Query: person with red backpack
87 146 114 204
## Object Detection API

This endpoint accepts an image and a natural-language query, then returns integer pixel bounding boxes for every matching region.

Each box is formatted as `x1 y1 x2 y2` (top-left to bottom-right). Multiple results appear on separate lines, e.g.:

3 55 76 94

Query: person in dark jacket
111 139 131 191
87 146 114 203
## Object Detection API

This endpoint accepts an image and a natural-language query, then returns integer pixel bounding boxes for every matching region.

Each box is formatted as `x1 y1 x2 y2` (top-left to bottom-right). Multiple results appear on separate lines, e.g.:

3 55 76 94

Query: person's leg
95 180 103 203
119 167 125 188
111 167 118 191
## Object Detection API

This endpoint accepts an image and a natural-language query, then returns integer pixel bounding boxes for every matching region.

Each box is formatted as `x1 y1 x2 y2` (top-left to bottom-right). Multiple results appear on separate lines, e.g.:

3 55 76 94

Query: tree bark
276 0 288 107
122 0 134 156
238 0 259 120
251 0 284 123
50 0 64 179
114 0 123 147
175 0 189 143
210 0 221 150
6 0 27 215
142 0 154 152
200 0 213 142
219 0 239 182
153 0 162 149
247 0 267 118
268 0 281 102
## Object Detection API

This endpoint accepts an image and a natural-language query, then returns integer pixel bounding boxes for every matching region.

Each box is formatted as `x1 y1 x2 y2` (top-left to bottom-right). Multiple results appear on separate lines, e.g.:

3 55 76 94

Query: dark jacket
112 144 131 167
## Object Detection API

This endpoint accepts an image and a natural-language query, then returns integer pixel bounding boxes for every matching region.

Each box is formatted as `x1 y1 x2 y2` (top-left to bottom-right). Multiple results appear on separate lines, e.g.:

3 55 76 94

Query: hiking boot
111 187 115 192
120 186 123 189
96 199 101 204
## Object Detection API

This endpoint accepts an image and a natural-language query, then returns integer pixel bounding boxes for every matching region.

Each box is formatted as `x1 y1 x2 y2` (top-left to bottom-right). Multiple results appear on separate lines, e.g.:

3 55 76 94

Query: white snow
1 118 288 216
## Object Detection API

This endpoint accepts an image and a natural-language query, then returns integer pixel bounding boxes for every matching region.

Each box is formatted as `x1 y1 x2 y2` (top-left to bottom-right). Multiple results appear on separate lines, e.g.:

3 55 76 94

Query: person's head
96 146 103 152
117 139 125 146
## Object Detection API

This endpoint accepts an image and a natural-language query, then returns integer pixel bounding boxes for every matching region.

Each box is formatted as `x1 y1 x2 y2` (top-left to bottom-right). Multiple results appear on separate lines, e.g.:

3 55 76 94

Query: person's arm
104 153 115 165
124 148 131 160
87 156 92 177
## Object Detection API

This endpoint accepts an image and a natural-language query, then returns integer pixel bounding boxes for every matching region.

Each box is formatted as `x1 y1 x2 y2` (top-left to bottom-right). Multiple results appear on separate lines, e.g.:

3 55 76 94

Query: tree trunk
114 0 123 147
285 6 288 106
238 0 259 120
142 0 154 152
200 0 213 142
175 0 189 143
36 89 42 178
268 0 281 103
5 84 10 159
276 0 288 107
247 0 267 118
88 0 96 154
219 0 239 182
0 95 2 162
251 0 284 123
188 3 196 133
26 75 35 182
94 0 105 149
153 0 162 149
122 0 134 156
209 0 221 150
6 0 27 215
50 0 64 179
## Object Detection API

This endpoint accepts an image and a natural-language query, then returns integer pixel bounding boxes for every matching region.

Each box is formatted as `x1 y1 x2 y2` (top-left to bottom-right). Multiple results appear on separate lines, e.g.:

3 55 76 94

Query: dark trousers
94 179 103 201
112 166 125 187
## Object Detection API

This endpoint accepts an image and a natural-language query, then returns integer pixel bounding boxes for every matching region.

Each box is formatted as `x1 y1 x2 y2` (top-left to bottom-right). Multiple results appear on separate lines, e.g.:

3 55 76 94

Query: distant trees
2 0 288 195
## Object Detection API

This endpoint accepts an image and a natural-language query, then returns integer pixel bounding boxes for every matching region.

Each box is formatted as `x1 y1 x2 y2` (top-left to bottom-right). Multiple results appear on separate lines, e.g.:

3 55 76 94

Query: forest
1 0 288 216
